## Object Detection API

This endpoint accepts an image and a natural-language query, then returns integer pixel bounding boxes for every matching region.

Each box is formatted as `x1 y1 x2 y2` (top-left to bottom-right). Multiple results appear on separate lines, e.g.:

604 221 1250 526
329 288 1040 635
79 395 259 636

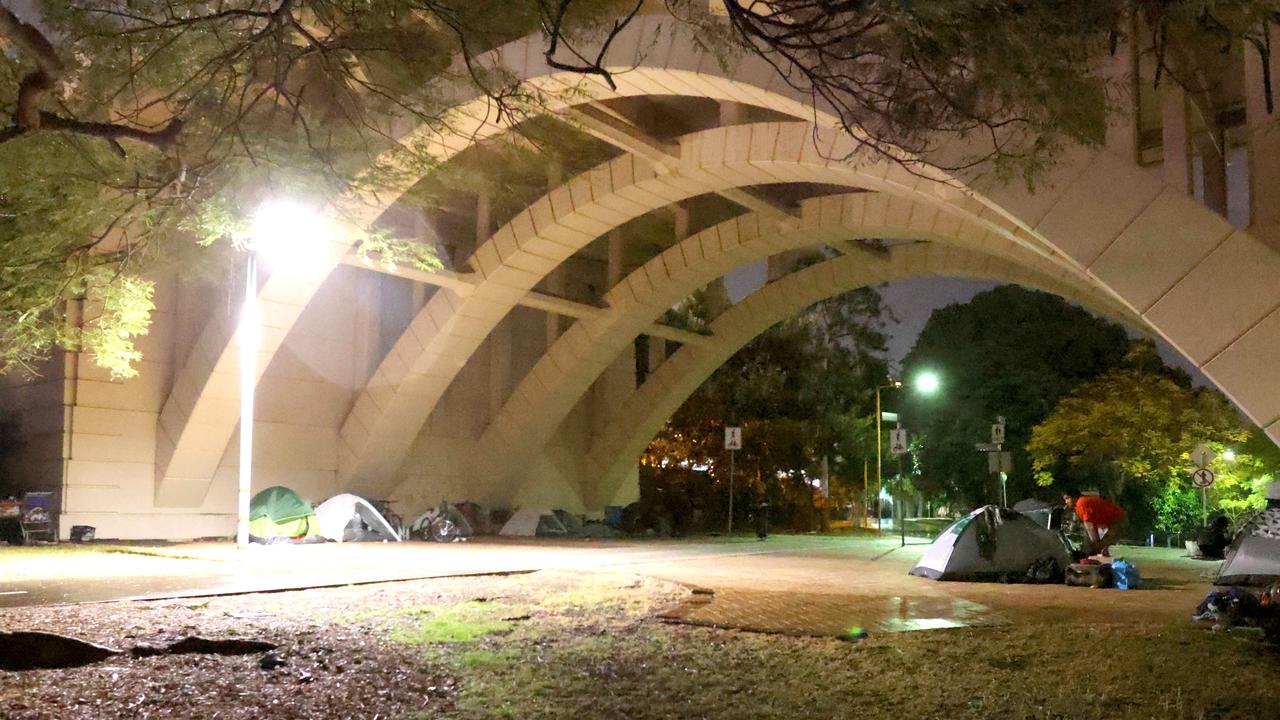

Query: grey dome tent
910 505 1072 582
1012 498 1061 530
1216 483 1280 587
314 493 402 542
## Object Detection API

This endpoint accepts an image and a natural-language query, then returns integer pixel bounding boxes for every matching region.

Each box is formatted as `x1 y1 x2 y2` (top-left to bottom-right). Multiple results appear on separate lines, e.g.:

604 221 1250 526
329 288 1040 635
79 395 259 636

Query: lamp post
237 200 330 549
874 371 940 539
874 380 901 536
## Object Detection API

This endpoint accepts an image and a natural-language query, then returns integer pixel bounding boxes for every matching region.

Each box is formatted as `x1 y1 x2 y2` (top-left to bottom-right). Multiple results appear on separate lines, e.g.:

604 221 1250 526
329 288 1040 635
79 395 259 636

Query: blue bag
1111 559 1141 590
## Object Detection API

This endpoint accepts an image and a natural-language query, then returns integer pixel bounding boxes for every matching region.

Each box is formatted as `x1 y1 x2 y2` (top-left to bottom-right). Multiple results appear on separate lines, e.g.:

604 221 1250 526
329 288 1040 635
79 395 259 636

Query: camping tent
1012 498 1060 530
249 486 322 543
499 507 568 537
910 505 1072 582
1216 483 1280 586
314 493 402 542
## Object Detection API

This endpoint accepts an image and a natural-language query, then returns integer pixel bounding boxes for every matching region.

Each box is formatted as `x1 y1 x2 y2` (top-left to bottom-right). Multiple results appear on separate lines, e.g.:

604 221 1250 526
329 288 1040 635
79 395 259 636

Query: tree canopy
899 285 1130 507
3 0 1277 376
645 282 890 528
1028 340 1266 534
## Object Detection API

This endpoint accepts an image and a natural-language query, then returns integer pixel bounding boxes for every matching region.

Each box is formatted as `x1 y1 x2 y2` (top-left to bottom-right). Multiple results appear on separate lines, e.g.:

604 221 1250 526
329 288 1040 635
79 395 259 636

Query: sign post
1190 443 1216 526
1191 467 1216 525
890 424 909 546
725 426 742 534
889 425 909 455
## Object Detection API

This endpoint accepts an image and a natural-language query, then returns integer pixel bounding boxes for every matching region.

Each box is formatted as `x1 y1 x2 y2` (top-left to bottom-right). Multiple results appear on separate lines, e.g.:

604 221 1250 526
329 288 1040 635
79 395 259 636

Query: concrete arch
584 243 1131 509
151 14 850 506
154 13 1280 509
337 122 1061 497
960 148 1280 443
475 193 1139 489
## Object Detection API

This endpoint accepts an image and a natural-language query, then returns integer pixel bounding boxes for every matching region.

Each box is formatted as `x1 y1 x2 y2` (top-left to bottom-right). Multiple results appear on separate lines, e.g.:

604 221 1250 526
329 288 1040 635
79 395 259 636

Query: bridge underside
4 14 1279 539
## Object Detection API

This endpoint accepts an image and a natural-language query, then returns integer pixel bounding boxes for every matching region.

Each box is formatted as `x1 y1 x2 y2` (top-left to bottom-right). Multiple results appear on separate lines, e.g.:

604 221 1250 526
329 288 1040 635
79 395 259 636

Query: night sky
725 260 1211 384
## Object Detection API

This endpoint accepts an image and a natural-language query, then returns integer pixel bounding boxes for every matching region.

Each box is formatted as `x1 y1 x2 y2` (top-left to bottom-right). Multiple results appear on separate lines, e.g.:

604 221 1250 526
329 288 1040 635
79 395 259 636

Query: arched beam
475 192 1138 487
338 121 1055 497
152 14 846 506
960 147 1280 445
585 243 1129 509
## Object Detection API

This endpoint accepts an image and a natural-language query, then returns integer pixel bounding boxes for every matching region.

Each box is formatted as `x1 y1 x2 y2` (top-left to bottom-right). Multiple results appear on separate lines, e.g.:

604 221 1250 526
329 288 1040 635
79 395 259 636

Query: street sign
880 411 899 423
890 426 909 455
991 419 1006 445
1191 468 1216 488
974 442 1000 452
1191 443 1215 469
724 426 742 450
988 451 1013 474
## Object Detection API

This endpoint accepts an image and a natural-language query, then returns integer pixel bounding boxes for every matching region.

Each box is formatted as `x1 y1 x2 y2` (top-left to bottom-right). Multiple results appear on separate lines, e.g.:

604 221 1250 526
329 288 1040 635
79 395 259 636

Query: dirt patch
0 582 462 719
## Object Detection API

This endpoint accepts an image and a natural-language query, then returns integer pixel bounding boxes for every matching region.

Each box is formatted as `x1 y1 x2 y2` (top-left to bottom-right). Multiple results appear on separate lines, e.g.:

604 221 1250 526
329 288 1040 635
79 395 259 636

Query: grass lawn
361 572 1279 720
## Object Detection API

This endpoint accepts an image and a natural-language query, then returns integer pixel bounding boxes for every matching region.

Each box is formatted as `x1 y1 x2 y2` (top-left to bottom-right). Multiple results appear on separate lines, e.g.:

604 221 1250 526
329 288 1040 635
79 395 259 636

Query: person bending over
1063 491 1127 557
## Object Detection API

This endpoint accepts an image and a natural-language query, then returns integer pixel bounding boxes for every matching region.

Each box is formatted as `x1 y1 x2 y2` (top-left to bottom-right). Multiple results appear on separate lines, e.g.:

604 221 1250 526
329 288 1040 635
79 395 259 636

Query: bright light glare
249 199 332 272
914 370 941 395
1222 450 1237 462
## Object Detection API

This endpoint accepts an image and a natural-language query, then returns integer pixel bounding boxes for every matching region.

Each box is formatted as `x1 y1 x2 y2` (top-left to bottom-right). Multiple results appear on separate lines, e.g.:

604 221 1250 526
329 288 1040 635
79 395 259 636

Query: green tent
248 486 320 542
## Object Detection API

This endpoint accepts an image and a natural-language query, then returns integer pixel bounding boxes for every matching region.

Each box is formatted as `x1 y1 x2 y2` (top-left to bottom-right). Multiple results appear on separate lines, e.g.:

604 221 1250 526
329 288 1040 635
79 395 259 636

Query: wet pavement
1 536 1213 637
0 536 798 608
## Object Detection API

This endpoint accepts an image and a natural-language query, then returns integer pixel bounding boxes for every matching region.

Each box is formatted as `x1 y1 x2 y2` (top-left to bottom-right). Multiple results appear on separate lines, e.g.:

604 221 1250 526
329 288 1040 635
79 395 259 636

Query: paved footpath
1 536 1217 637
0 536 801 607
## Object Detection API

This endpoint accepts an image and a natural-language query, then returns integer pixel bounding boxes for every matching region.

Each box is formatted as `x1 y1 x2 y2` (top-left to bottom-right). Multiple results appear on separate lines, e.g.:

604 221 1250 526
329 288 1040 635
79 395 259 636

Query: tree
0 0 632 375
1029 341 1247 493
645 283 890 529
1029 340 1255 534
900 285 1130 508
721 1 1280 180
4 0 1277 376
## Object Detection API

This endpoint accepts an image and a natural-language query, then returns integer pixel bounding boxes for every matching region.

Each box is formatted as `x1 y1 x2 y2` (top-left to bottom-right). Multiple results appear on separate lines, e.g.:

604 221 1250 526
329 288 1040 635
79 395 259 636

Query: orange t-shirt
1074 496 1126 527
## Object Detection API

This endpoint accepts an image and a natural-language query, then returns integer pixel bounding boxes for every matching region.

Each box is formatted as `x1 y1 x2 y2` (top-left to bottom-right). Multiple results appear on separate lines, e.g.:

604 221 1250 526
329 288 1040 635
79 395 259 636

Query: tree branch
37 113 184 153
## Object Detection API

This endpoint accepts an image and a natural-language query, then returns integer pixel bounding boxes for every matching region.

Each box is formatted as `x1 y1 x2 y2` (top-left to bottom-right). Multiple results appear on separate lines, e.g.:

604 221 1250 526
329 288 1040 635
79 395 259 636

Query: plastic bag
1111 559 1141 590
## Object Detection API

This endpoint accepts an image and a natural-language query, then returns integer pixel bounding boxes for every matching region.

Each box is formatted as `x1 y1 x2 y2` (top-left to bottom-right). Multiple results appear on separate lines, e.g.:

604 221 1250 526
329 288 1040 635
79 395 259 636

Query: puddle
875 595 998 632
660 589 1004 638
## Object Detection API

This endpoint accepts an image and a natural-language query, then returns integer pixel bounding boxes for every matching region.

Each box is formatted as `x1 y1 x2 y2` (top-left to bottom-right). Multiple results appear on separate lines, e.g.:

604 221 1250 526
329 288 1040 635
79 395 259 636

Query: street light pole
237 252 259 549
874 381 900 537
874 372 939 541
875 384 882 536
235 199 331 550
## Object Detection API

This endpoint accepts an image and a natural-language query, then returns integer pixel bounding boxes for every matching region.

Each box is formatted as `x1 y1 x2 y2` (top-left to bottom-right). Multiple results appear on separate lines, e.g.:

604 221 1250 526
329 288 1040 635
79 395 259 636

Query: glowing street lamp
874 371 942 540
914 370 941 396
237 200 330 549
1222 449 1238 463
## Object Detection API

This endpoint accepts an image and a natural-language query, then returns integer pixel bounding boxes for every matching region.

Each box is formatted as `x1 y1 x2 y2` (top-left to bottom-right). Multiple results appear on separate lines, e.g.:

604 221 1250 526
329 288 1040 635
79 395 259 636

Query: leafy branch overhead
1 0 1277 376
0 0 634 375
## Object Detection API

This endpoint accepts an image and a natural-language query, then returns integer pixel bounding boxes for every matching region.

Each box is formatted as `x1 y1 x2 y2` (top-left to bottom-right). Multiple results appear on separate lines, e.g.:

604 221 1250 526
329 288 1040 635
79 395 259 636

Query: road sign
988 451 1012 474
724 426 742 450
1191 443 1215 469
890 426 909 455
1191 468 1216 488
991 419 1006 445
974 442 1000 452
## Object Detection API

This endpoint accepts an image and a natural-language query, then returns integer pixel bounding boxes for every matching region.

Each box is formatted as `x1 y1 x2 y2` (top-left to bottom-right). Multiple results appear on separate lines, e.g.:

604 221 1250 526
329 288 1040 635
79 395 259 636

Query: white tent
1216 483 1280 586
910 505 1072 582
499 507 568 537
314 494 402 542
